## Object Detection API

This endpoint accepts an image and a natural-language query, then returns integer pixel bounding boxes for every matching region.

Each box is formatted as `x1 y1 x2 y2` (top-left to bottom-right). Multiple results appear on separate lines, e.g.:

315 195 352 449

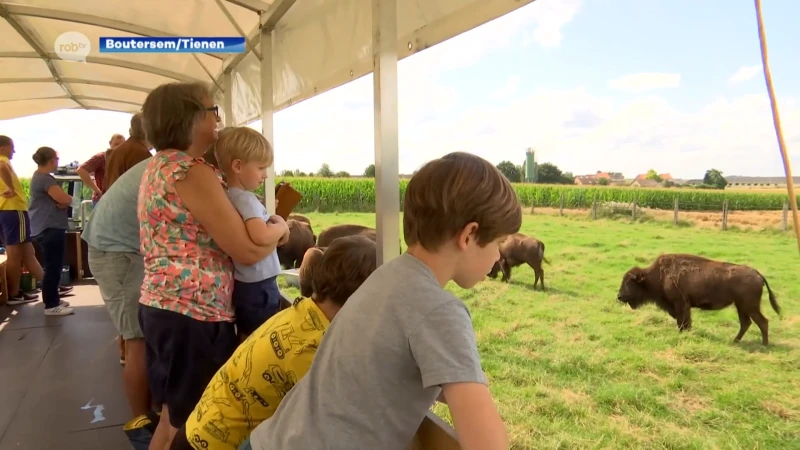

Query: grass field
278 212 799 449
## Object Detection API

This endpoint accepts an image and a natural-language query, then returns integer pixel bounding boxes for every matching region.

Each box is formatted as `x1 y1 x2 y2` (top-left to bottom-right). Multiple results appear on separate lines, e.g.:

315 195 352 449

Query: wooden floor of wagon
0 281 131 450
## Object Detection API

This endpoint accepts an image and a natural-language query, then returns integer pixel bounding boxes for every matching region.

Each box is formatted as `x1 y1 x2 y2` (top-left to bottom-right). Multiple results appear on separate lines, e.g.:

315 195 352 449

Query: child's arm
409 300 509 450
441 382 507 450
229 191 288 250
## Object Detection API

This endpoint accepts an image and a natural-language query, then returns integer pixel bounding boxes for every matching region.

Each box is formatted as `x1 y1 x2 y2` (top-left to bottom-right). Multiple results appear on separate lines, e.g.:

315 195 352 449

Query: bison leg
748 309 770 346
500 259 512 283
733 305 752 343
527 262 545 291
673 298 692 331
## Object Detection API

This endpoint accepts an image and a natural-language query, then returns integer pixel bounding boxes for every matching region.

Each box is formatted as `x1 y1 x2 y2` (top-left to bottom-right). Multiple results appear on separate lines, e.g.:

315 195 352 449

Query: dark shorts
232 276 281 336
138 304 237 429
0 210 31 245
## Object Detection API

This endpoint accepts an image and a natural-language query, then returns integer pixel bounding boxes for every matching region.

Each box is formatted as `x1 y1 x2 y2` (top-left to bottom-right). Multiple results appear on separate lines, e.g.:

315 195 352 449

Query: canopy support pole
260 19 276 214
372 0 401 265
222 71 234 127
754 0 800 254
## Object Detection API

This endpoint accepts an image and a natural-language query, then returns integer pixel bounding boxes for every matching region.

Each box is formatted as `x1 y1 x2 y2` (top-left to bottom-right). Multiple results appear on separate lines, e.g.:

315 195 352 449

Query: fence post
783 199 789 232
559 192 565 216
721 200 729 230
632 194 638 221
591 194 598 220
673 197 679 225
530 196 535 215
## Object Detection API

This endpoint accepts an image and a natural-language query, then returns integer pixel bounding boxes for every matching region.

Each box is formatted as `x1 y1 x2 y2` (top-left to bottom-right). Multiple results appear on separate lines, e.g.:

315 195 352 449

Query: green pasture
279 212 799 449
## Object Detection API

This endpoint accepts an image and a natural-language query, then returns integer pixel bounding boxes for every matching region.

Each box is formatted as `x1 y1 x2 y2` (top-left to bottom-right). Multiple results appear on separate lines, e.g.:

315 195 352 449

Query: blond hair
213 127 273 171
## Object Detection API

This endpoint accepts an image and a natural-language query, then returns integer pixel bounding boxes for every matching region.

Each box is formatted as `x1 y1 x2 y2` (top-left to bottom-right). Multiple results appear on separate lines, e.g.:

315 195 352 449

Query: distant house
634 172 672 181
573 170 625 185
725 176 800 189
630 179 661 188
574 176 599 185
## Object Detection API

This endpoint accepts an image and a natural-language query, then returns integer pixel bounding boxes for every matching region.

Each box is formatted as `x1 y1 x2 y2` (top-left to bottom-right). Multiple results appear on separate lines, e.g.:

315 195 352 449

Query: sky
1 0 799 180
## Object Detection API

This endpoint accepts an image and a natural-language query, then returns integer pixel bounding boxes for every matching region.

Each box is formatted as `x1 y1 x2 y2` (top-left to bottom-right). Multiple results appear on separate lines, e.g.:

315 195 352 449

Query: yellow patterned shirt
183 298 330 450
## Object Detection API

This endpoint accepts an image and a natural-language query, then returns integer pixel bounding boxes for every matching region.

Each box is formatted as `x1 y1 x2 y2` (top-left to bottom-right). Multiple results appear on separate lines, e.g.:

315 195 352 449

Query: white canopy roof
0 0 534 123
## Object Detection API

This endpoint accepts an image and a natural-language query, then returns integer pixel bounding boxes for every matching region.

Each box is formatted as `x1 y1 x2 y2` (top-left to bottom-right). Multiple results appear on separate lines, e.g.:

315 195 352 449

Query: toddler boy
213 127 289 338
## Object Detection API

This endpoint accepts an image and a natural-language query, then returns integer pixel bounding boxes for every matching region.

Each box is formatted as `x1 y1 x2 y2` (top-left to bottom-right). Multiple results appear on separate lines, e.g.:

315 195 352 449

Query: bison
276 219 316 269
487 233 549 290
316 224 377 248
296 235 376 299
617 253 781 345
298 247 325 298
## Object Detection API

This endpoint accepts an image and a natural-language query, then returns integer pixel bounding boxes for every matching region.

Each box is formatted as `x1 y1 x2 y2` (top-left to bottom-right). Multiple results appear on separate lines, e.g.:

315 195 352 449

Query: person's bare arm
175 164 276 266
46 185 73 207
77 153 104 196
442 382 508 450
76 167 101 195
244 218 287 247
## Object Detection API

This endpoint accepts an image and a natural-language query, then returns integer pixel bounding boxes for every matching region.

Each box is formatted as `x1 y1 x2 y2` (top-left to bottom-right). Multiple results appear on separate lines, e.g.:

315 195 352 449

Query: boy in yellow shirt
169 234 378 450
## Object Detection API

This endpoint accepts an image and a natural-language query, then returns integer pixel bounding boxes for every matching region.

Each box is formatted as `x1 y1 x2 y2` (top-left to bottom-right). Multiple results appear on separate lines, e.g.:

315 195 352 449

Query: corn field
19 177 798 213
259 178 798 213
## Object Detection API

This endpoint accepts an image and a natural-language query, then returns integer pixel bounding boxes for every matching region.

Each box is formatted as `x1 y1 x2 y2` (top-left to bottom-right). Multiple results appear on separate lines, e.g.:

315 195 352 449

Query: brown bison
617 253 781 345
288 214 311 226
487 233 549 290
298 247 325 298
276 219 316 269
297 235 376 299
316 224 376 248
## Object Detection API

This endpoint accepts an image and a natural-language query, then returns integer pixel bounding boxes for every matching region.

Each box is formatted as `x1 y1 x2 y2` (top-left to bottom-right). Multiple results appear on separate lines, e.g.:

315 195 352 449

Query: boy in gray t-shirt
245 152 522 450
213 127 289 339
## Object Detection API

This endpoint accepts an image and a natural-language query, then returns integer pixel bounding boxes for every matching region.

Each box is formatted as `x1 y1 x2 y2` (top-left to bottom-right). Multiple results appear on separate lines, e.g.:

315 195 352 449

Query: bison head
617 268 648 309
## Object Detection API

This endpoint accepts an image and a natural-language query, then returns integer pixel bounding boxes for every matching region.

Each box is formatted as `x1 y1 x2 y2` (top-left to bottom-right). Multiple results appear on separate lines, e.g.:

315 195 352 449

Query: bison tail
759 272 781 316
539 244 552 265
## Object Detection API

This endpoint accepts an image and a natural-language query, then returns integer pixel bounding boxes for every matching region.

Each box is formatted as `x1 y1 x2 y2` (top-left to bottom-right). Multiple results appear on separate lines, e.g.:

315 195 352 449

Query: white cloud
608 73 682 94
728 65 761 85
492 75 521 99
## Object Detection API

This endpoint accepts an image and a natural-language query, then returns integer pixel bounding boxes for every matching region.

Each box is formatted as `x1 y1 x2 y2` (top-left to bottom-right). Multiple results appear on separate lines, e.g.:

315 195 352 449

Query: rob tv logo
54 31 91 62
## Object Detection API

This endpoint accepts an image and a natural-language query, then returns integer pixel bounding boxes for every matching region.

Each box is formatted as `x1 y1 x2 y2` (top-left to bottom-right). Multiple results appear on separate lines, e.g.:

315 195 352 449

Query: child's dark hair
298 235 377 307
403 152 522 250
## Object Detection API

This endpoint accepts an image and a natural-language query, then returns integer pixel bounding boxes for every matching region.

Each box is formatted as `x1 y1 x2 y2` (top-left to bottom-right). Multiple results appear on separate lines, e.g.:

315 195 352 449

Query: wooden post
632 195 638 221
722 200 729 230
673 197 679 225
591 195 598 220
783 199 789 232
530 197 535 215
559 192 565 216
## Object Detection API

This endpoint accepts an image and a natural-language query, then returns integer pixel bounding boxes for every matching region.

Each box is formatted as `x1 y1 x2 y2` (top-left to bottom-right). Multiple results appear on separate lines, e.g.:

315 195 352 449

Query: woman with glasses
28 146 75 316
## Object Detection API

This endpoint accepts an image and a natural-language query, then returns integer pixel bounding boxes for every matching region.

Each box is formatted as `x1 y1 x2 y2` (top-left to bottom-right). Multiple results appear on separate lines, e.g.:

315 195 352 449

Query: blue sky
2 0 799 180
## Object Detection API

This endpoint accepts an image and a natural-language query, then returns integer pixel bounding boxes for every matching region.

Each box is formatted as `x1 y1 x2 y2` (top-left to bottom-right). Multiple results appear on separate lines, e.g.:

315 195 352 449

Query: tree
536 162 573 184
645 169 662 182
292 169 307 177
703 169 728 189
598 177 609 186
335 171 350 178
317 163 333 178
496 161 521 183
363 164 375 177
280 169 294 177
